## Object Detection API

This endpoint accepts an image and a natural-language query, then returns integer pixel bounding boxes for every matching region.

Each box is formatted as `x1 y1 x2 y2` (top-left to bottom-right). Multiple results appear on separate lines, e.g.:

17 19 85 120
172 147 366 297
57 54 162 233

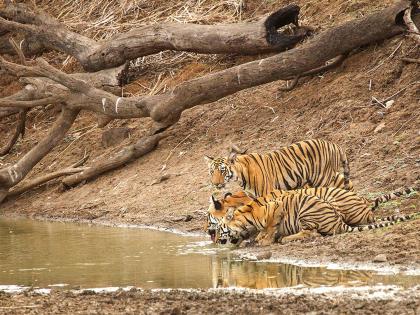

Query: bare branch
6 167 86 198
403 6 420 44
0 3 309 71
0 109 27 156
62 133 165 188
0 107 19 119
0 96 65 108
401 57 420 64
0 108 79 203
278 54 348 91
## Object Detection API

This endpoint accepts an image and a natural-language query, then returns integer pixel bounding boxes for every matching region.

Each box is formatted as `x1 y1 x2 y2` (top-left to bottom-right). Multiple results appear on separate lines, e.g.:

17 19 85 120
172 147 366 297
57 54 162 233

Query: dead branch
401 57 420 64
0 96 66 108
144 1 409 124
0 107 19 119
0 1 410 124
7 167 85 198
0 108 79 203
0 3 309 71
5 155 89 198
403 6 420 44
61 133 165 188
0 109 27 156
279 54 348 91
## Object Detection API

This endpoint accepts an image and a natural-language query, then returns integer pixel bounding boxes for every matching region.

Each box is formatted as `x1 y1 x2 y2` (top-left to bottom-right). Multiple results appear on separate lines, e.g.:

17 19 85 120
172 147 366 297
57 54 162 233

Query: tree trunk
0 3 309 71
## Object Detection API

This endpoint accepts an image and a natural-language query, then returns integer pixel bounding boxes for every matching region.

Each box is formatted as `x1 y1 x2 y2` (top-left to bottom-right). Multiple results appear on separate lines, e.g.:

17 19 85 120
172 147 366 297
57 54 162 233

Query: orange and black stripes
217 192 419 246
205 139 353 198
371 187 417 211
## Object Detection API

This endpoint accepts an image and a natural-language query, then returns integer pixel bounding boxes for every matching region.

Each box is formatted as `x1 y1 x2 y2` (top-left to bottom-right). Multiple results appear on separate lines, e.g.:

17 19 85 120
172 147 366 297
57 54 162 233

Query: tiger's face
204 156 234 189
205 192 254 242
215 221 240 245
206 212 222 242
215 208 258 246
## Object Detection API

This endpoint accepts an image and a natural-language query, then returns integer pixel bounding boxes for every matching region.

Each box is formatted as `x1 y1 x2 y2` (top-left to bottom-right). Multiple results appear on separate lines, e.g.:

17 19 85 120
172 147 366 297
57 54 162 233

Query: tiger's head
204 156 234 189
205 191 254 242
215 207 258 246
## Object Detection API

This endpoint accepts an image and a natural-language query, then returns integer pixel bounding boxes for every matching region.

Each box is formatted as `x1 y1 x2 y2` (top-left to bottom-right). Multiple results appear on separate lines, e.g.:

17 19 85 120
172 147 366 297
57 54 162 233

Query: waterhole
0 217 418 290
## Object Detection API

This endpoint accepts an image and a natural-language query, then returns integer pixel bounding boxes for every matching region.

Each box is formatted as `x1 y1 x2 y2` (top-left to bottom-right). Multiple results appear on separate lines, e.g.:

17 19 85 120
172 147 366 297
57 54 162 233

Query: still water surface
0 217 419 290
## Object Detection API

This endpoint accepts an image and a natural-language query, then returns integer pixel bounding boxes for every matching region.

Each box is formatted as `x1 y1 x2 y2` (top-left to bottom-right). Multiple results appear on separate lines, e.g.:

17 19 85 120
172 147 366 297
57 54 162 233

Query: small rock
372 254 387 263
256 251 272 260
374 122 386 134
385 99 394 109
101 127 131 148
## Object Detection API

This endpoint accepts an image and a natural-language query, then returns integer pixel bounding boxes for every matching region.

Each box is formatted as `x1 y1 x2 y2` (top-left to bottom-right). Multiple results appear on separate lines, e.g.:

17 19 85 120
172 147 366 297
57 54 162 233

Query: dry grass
35 0 247 40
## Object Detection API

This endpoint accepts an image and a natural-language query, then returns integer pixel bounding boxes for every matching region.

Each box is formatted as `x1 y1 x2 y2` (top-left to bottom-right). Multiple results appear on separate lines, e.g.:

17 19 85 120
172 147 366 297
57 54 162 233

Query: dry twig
279 54 348 92
401 57 420 64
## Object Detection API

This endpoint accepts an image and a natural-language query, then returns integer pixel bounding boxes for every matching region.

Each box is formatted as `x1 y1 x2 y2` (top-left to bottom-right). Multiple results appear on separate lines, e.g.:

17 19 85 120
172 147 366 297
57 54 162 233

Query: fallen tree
0 3 309 71
0 0 417 202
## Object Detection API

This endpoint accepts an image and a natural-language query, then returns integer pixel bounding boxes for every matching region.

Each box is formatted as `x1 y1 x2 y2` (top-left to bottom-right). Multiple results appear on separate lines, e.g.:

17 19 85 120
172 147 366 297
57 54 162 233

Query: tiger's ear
204 155 214 165
228 152 237 164
223 192 233 199
211 195 223 211
225 208 234 222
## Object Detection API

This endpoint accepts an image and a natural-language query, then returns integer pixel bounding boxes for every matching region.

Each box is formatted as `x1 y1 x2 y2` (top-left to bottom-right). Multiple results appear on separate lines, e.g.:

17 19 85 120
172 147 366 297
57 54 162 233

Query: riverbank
1 190 419 275
0 0 419 293
1 286 419 314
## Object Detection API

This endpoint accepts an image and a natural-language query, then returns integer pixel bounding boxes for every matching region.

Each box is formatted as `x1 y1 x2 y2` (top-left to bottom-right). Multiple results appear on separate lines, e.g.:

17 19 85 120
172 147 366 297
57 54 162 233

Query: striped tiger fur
205 187 417 241
215 193 418 246
204 139 353 197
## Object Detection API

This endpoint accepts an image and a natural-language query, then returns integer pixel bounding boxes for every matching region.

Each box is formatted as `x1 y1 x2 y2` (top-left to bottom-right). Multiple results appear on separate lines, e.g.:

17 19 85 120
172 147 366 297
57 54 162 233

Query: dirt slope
0 0 419 268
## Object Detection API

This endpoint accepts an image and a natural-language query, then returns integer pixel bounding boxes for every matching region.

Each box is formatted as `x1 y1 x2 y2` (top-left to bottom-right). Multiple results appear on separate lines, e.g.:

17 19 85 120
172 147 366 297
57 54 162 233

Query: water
0 217 418 290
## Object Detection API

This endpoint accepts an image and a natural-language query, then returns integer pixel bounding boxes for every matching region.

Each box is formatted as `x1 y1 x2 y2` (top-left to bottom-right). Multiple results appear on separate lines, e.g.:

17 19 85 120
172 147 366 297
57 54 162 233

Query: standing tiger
205 139 353 198
216 193 418 246
206 187 416 243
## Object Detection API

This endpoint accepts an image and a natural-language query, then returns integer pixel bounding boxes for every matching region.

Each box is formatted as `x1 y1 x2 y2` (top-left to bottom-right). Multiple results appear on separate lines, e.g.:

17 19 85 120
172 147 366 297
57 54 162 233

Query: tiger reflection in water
211 256 372 289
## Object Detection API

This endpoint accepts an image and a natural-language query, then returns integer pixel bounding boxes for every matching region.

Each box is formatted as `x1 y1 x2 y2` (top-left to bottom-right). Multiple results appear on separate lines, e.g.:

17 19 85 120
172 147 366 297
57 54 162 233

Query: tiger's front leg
256 228 277 246
280 229 321 244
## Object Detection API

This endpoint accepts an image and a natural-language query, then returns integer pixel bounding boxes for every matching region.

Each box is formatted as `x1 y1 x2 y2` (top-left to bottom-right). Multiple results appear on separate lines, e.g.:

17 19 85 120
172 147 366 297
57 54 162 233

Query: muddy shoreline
1 200 419 276
1 286 419 315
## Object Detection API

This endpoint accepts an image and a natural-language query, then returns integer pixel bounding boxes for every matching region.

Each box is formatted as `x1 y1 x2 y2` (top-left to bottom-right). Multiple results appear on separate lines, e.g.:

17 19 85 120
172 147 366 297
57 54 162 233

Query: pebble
373 122 385 134
372 254 387 263
256 251 272 260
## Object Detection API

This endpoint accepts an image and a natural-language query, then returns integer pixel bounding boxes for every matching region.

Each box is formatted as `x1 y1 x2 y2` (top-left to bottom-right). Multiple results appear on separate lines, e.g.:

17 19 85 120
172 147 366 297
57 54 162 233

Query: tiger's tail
343 212 419 233
338 147 350 190
371 187 417 211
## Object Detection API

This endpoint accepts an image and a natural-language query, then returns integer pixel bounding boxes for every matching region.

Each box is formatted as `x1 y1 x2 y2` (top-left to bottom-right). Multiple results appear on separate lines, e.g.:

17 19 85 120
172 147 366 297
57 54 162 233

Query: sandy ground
0 1 419 312
0 287 419 315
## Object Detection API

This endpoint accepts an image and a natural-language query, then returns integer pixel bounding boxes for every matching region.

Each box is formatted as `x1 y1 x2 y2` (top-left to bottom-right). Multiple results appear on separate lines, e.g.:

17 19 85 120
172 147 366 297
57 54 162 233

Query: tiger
215 193 418 246
205 187 416 241
204 139 353 198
